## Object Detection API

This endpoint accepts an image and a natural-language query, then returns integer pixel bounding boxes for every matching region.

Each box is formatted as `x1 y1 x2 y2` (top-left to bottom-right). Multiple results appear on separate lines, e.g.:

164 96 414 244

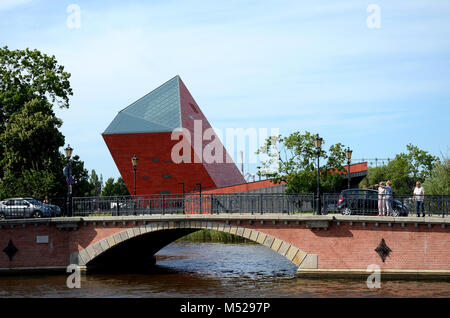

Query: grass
176 229 253 244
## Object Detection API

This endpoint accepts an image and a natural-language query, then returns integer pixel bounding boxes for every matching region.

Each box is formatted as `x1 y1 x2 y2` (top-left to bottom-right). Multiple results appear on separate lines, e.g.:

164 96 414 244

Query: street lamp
131 154 138 216
314 135 323 215
64 144 73 217
131 154 138 196
345 147 353 189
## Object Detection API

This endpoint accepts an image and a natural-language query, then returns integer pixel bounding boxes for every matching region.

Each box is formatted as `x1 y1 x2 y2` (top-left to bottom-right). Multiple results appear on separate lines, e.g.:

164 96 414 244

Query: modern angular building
102 76 246 195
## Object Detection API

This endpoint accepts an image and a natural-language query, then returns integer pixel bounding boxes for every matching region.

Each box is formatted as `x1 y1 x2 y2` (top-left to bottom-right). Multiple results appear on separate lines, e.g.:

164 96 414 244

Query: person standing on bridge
413 181 425 217
384 181 393 216
378 182 386 216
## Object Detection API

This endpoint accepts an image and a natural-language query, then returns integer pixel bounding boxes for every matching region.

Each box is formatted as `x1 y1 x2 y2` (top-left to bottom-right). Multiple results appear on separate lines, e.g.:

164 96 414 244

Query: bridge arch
72 220 311 271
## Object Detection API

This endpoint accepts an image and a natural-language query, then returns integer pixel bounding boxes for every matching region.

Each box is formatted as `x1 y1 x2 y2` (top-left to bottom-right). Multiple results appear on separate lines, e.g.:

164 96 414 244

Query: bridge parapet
0 214 448 228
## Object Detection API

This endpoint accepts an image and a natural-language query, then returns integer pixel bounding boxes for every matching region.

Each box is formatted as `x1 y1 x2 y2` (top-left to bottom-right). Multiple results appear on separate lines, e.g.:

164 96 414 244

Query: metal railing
70 193 316 217
1 193 449 219
322 193 450 217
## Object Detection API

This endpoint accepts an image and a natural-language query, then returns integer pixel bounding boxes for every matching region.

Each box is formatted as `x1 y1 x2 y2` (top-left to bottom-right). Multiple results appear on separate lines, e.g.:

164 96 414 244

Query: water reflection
0 242 449 297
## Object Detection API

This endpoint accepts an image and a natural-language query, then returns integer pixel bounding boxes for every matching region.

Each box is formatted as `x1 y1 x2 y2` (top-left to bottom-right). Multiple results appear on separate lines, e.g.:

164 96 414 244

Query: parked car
0 198 61 219
337 189 409 216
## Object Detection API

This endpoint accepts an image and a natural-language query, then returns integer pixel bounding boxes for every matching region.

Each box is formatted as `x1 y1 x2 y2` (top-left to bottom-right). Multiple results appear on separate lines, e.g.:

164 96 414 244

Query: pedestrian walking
413 181 425 217
384 181 393 216
378 182 386 216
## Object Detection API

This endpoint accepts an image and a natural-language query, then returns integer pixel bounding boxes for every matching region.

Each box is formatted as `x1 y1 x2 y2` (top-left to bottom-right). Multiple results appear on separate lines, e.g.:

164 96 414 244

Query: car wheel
33 211 42 218
341 207 352 215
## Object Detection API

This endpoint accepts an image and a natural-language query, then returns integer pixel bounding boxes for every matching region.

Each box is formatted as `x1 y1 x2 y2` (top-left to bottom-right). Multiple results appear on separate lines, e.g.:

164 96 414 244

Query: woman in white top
413 181 425 217
378 182 386 216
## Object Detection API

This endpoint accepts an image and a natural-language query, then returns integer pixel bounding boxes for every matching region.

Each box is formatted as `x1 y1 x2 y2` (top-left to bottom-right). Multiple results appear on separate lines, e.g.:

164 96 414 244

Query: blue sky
1 0 449 180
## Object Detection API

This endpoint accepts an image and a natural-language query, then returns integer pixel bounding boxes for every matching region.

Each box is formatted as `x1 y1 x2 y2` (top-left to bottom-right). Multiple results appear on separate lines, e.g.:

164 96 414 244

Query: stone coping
0 214 448 226
297 268 450 279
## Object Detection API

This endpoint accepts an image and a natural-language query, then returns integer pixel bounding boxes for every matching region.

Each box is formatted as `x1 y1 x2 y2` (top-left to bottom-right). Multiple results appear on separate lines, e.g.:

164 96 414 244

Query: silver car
0 198 61 219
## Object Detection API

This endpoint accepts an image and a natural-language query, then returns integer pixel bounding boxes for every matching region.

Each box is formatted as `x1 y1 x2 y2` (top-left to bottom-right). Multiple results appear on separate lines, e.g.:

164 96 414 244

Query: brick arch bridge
75 220 309 271
1 215 449 278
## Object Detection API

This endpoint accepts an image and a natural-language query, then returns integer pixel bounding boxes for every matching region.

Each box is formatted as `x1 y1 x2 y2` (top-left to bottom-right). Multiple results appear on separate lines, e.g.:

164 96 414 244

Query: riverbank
176 229 253 243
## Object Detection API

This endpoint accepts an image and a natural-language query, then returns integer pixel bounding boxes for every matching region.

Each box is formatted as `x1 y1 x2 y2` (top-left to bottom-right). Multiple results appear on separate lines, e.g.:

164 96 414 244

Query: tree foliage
0 46 72 121
360 144 439 194
64 155 93 197
423 157 450 195
0 98 64 173
0 46 72 199
101 177 130 197
88 169 103 196
256 131 347 193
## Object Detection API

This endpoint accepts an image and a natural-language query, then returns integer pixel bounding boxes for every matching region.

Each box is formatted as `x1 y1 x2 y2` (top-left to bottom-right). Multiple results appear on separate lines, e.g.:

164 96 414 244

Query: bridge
1 211 449 278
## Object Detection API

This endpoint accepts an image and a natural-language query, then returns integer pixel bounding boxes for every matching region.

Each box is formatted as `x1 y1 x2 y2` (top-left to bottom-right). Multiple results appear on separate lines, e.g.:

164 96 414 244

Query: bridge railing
2 193 448 219
322 193 450 217
71 193 316 216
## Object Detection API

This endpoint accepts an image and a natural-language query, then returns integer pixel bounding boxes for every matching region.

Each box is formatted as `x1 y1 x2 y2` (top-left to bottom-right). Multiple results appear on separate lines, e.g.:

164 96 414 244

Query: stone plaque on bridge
305 220 329 230
36 236 49 244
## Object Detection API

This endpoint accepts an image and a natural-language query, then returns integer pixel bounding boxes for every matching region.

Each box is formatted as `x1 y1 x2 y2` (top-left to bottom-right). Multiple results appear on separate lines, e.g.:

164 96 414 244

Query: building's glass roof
103 76 181 134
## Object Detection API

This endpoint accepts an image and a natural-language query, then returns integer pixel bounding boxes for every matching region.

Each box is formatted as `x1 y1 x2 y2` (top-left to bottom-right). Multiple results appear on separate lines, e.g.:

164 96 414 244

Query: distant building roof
103 76 181 134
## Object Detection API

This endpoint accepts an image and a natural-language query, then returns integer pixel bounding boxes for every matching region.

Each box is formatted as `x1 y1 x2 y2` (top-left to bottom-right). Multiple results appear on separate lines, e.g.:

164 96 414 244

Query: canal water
0 242 449 297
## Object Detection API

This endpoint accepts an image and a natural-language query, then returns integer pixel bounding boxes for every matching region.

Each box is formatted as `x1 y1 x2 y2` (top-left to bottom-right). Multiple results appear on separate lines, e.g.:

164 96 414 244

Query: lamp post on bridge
314 135 323 215
131 154 138 196
346 147 353 189
64 145 73 217
131 154 138 215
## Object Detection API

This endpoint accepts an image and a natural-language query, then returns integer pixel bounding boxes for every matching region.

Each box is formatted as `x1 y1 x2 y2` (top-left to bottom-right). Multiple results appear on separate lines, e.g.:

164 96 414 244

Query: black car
337 189 409 216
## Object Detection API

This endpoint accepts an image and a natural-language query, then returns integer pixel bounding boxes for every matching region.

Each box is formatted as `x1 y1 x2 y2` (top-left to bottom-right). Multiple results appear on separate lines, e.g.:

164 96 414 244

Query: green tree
88 169 102 196
101 178 115 197
405 143 438 181
0 166 56 199
423 157 450 195
0 46 72 198
0 99 65 197
0 46 72 122
113 177 130 196
64 155 92 197
360 144 439 194
101 177 130 197
256 131 347 193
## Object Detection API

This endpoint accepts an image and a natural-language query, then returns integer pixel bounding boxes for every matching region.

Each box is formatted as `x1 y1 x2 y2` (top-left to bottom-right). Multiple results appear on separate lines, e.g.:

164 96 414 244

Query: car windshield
27 199 43 205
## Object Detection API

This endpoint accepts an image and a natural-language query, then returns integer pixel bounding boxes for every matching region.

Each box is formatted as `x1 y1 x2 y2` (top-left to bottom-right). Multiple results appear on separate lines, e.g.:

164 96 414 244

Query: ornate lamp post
345 147 353 189
64 144 73 217
131 154 138 216
131 154 138 196
314 135 323 215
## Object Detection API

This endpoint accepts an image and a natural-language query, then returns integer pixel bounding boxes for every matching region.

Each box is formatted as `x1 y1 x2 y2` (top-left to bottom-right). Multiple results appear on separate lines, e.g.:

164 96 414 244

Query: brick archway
71 221 312 270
